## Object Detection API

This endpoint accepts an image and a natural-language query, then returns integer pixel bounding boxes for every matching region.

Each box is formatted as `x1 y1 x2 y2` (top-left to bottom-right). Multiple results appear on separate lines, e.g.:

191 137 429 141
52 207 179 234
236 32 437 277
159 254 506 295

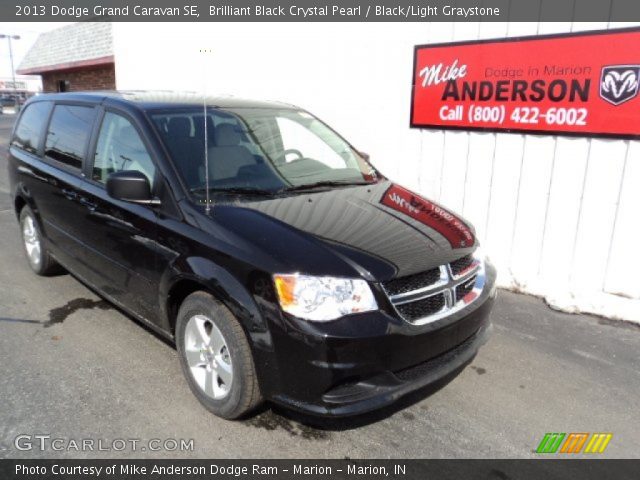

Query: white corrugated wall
402 21 640 321
113 17 640 321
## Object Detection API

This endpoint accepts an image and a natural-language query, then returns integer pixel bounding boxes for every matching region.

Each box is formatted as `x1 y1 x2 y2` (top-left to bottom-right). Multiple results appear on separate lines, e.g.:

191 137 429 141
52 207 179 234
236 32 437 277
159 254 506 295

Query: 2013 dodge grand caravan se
8 91 496 419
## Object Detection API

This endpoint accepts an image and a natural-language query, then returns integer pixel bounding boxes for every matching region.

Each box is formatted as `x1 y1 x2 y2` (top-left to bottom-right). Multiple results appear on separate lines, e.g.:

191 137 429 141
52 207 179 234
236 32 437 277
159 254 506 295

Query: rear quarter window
44 104 96 170
11 101 53 155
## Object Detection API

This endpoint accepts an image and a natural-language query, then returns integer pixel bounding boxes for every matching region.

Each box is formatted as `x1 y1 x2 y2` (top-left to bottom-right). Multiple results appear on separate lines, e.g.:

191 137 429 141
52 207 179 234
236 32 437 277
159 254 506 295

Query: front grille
450 254 474 277
382 267 440 296
395 293 446 321
456 275 477 302
383 254 482 325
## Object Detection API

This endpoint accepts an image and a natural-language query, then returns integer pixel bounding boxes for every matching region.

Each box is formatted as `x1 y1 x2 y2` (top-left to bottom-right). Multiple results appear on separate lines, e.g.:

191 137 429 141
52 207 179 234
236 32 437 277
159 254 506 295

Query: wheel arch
162 260 271 343
166 278 210 335
14 194 27 219
12 184 39 224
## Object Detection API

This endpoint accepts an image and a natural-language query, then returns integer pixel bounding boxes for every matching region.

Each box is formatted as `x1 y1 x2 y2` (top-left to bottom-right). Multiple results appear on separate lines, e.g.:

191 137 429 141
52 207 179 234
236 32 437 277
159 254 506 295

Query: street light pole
0 34 21 104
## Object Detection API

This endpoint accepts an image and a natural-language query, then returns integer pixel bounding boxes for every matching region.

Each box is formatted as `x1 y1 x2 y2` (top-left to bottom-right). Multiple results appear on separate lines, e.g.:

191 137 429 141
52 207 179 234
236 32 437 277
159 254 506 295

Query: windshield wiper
282 180 374 192
191 186 277 196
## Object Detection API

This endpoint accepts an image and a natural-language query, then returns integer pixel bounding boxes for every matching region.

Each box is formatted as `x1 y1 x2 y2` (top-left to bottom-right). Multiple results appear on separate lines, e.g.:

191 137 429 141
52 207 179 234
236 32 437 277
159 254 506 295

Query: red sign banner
380 185 474 249
410 28 640 138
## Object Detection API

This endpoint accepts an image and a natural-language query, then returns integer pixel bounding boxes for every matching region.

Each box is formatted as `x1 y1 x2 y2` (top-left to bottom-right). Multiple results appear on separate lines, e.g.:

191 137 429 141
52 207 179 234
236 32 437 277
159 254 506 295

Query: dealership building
18 21 640 321
16 22 114 93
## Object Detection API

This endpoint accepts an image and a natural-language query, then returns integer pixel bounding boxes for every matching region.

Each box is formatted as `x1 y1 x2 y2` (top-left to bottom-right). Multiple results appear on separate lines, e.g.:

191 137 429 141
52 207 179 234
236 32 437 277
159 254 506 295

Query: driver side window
93 112 156 186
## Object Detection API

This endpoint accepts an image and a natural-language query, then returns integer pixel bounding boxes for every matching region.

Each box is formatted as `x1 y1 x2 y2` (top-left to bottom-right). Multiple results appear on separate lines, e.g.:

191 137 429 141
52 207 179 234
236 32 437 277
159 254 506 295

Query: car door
29 102 99 274
74 109 163 323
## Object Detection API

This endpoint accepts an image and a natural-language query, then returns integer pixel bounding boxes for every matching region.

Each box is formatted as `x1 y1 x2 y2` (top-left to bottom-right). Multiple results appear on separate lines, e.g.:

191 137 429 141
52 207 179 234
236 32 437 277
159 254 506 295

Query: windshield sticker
380 184 474 248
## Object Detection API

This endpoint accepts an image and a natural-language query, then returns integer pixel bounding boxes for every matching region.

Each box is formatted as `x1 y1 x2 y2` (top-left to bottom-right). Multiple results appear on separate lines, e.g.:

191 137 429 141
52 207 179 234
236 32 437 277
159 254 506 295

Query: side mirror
106 170 159 205
359 151 370 162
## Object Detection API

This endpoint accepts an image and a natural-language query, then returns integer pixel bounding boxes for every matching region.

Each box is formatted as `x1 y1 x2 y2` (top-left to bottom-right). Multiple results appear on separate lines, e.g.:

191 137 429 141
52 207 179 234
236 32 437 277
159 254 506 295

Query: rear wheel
176 292 262 419
19 206 60 276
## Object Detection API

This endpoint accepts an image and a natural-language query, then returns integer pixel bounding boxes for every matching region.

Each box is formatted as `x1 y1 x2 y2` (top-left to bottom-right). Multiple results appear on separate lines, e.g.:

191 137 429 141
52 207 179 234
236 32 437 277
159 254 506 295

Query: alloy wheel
184 314 233 399
22 215 41 268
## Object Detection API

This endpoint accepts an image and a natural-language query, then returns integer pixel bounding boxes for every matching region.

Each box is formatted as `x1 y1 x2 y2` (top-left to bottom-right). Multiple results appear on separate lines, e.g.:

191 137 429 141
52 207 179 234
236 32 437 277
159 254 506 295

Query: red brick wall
41 64 116 92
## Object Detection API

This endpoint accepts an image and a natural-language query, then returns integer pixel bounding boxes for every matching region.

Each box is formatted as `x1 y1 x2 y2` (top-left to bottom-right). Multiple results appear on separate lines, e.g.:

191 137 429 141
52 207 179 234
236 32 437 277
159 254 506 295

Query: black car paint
8 92 495 416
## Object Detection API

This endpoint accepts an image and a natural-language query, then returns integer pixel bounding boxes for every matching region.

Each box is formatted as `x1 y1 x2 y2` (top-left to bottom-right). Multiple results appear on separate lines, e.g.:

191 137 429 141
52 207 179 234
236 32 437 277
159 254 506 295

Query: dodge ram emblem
600 65 640 106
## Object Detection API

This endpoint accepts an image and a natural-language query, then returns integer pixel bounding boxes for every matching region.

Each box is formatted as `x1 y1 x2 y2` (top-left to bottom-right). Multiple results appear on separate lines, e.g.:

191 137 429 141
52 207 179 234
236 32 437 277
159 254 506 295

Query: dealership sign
410 28 640 138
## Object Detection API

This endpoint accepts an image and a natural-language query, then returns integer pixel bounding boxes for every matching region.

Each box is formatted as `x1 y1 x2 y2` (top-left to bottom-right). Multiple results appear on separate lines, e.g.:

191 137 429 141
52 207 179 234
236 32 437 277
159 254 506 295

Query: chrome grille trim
383 257 485 326
388 265 449 304
449 259 480 281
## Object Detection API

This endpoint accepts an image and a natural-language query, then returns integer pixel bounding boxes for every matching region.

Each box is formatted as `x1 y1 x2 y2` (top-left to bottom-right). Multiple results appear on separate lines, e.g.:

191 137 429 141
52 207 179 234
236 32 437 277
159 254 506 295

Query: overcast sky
0 22 72 78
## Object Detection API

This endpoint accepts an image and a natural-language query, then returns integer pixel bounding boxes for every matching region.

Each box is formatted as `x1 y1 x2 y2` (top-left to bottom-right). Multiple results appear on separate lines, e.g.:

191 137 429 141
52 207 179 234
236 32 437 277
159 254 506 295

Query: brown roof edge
17 55 115 75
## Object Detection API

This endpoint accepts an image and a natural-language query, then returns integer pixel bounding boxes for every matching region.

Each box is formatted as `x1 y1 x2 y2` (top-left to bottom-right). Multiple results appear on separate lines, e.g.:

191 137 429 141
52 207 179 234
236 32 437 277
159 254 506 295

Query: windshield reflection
151 107 378 198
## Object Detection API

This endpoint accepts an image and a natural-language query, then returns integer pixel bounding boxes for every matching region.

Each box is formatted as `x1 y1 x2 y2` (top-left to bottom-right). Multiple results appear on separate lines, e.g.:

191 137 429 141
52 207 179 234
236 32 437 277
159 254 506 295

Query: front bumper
262 262 497 417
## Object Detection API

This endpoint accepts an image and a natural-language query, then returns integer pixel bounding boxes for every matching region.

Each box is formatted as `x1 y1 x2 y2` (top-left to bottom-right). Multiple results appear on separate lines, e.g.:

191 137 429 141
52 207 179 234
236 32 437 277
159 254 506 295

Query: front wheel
176 292 263 419
19 206 60 276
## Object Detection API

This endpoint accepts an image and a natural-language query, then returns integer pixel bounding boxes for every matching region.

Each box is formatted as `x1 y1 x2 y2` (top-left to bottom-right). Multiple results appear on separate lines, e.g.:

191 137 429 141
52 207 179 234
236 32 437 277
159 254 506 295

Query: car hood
221 181 476 280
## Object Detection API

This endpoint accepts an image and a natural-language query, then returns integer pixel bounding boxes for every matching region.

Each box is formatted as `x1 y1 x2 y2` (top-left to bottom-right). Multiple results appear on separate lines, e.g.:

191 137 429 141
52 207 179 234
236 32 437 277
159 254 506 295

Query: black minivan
8 91 496 419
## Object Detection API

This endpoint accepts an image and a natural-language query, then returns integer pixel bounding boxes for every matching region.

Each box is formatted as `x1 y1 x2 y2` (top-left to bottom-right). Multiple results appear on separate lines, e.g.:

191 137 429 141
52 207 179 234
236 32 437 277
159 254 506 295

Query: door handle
61 189 78 201
79 197 97 212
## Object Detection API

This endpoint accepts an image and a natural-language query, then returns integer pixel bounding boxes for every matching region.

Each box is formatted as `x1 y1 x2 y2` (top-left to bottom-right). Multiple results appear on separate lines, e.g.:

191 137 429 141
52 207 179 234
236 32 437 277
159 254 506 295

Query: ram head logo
600 65 640 106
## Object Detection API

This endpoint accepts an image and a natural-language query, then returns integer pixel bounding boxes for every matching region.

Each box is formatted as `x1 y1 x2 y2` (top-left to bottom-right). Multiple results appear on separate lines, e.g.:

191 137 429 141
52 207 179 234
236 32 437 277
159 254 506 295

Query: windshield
150 107 378 199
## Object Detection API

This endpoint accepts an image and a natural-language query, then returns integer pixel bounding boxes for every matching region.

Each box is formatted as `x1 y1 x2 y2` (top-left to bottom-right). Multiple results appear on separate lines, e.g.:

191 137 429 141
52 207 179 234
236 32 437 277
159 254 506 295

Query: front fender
159 256 273 351
159 256 281 397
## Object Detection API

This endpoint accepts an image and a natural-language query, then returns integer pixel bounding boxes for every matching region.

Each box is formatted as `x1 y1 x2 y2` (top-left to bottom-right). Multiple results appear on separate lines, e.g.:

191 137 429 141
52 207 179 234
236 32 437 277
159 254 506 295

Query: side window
12 101 52 154
44 105 96 170
93 112 156 185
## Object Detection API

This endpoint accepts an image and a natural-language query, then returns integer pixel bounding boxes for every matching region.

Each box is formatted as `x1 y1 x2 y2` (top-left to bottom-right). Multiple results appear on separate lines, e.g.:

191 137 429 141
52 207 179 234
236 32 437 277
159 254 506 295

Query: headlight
273 274 378 321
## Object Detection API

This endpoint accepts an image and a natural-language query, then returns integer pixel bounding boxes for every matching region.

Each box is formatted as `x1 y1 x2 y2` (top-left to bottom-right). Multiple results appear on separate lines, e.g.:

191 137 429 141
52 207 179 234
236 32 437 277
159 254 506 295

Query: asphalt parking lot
0 114 638 459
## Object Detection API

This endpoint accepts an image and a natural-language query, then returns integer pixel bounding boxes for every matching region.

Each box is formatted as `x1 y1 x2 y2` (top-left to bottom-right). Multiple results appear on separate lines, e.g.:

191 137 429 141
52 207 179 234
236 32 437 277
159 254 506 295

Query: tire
19 205 60 276
176 291 263 419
